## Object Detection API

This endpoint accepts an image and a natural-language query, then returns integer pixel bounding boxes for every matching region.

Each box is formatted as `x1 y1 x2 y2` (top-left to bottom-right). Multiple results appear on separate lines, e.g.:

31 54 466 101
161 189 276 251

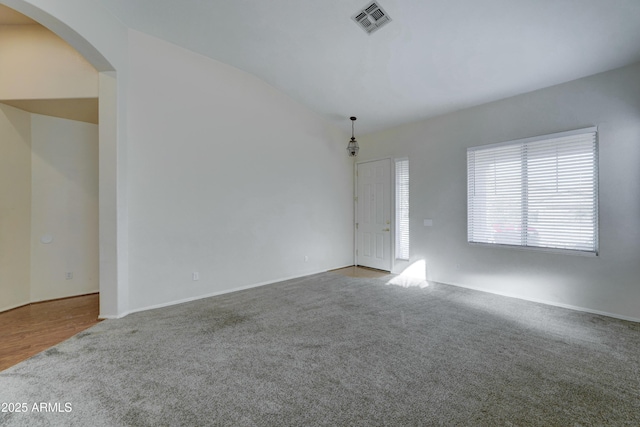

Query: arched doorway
2 0 126 318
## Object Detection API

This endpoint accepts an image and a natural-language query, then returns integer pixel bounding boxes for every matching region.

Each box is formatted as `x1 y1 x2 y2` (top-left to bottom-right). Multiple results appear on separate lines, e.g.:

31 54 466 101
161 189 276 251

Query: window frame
394 158 410 261
467 127 599 257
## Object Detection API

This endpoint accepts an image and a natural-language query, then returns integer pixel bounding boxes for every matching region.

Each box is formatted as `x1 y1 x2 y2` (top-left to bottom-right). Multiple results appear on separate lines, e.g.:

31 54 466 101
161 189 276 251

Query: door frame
355 157 394 271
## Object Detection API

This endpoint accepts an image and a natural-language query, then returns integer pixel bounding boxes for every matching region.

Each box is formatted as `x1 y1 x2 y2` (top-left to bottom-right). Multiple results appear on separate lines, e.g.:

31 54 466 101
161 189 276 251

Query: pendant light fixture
347 116 359 157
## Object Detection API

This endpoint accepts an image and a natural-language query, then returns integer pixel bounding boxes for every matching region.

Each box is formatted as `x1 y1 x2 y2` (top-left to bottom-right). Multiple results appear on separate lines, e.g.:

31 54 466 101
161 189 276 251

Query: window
395 158 409 259
467 128 598 254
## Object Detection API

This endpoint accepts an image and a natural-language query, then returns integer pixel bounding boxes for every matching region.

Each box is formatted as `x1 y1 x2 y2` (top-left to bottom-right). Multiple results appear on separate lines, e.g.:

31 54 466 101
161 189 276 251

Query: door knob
383 228 390 232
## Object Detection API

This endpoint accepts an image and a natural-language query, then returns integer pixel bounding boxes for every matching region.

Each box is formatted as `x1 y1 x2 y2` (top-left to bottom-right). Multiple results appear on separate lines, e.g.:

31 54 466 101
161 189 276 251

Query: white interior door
356 159 391 271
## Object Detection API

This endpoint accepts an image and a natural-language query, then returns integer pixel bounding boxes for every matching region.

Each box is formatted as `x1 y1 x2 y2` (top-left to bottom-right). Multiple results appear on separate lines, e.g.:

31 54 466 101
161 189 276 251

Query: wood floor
0 293 101 372
331 265 390 279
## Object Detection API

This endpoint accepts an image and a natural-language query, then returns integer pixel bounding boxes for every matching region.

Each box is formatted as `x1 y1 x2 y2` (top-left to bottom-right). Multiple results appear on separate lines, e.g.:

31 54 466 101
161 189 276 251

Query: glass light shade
347 137 359 157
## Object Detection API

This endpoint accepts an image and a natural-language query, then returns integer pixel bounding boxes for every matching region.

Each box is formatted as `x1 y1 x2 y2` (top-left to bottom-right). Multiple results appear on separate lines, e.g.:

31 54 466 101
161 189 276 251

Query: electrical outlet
66 272 73 280
304 255 309 262
192 272 199 281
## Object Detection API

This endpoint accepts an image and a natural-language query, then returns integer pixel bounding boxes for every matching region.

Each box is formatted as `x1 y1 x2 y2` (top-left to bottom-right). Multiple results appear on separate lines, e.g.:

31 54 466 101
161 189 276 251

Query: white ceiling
88 1 640 133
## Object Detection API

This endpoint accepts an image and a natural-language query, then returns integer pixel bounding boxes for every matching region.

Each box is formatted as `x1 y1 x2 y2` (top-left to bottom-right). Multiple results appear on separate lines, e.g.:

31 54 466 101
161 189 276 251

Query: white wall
30 113 98 302
359 62 640 321
0 104 31 312
126 31 353 312
98 71 125 317
0 107 98 311
0 24 97 100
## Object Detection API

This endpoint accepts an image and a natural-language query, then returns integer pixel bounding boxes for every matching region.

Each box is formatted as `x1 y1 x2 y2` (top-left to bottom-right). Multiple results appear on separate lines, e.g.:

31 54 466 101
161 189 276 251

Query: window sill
468 242 598 257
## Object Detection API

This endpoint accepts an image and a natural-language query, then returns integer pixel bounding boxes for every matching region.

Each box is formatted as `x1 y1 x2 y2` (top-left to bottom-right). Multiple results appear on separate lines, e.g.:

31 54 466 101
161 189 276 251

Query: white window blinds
467 128 598 254
395 159 410 260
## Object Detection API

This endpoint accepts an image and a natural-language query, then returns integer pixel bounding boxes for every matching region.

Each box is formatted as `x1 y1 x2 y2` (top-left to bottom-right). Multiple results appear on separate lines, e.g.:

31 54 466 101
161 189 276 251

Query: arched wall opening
0 0 126 318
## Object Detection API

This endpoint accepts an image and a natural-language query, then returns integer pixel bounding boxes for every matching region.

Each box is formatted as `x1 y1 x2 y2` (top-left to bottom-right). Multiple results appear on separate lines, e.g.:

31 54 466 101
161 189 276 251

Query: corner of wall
0 104 32 312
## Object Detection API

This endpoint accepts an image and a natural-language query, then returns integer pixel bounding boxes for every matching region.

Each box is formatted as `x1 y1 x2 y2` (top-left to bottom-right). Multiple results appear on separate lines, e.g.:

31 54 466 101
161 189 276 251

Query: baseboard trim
104 269 331 320
444 281 640 323
30 292 99 305
1 292 99 315
98 314 122 320
328 264 358 271
0 301 31 314
91 274 640 324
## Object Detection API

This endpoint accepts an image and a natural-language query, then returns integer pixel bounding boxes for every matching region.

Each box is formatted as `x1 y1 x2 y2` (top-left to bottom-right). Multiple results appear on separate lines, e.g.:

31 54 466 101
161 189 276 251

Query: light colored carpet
1 272 639 426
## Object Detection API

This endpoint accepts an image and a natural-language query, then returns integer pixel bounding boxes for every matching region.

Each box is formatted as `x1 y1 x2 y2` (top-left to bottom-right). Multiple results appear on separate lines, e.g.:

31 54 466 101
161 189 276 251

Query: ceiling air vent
352 2 392 34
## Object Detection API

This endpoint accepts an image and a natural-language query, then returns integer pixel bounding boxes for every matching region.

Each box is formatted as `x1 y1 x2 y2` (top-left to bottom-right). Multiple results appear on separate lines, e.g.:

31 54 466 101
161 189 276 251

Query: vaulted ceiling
9 1 640 134
96 0 640 135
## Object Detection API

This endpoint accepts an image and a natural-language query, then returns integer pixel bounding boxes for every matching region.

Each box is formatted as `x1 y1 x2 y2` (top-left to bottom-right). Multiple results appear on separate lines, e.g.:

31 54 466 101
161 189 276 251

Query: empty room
1 0 639 425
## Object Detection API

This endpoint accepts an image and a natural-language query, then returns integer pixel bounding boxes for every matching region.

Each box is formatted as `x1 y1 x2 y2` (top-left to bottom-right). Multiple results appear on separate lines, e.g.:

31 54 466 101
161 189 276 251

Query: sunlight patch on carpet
386 260 429 288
